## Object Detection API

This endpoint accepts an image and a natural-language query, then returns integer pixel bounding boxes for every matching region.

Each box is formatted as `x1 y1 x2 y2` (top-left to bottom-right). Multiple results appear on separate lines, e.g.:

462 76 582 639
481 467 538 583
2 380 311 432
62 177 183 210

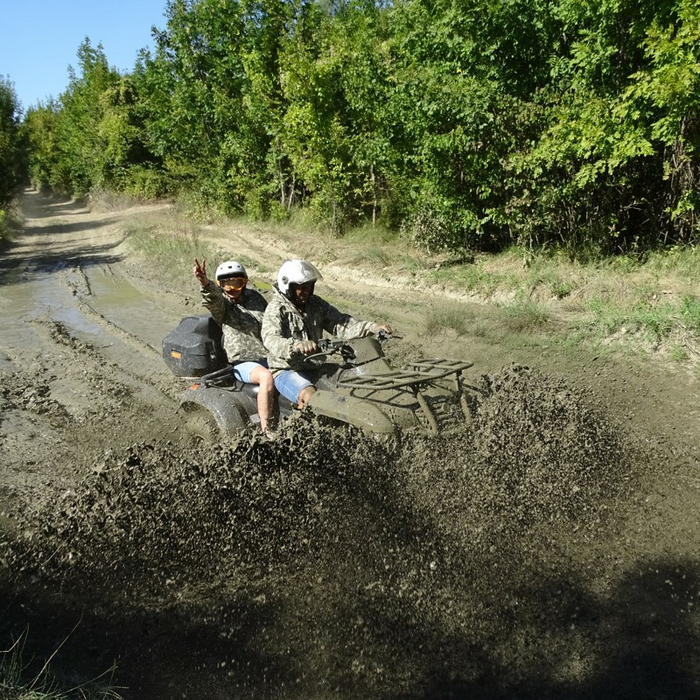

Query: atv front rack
338 358 475 435
337 358 473 392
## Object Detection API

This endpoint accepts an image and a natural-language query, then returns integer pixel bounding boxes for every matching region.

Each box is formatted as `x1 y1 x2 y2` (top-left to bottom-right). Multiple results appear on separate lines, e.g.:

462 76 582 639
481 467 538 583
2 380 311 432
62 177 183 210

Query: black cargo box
163 315 228 377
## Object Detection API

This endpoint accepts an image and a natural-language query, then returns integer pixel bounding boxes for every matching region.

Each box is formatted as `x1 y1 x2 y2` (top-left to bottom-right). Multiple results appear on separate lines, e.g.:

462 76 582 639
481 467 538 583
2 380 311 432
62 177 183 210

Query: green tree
0 76 23 207
24 39 122 197
137 0 249 209
279 0 395 231
384 0 556 250
21 100 62 192
19 0 700 254
96 75 167 197
623 0 700 242
504 0 699 253
56 38 121 195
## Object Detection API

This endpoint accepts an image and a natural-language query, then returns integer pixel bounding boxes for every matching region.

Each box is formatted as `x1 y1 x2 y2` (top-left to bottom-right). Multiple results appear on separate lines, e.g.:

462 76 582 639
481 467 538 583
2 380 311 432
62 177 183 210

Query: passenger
261 259 392 408
193 257 276 434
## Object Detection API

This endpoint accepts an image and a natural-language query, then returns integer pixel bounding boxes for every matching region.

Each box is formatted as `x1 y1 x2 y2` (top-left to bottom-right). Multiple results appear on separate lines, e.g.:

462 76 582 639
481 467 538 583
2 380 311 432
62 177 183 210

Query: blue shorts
274 370 315 404
232 358 268 384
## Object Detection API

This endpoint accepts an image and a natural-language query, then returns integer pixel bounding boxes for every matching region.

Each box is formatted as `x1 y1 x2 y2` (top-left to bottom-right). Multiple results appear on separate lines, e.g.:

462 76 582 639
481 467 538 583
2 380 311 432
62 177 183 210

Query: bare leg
250 365 276 433
297 385 317 409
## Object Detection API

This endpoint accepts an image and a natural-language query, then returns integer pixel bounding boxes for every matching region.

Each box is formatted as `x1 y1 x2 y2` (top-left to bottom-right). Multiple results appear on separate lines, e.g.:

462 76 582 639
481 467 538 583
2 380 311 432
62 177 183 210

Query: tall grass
127 216 277 289
126 222 226 289
425 305 475 337
0 209 8 245
581 294 700 346
680 296 700 333
0 631 123 700
644 246 700 279
500 298 550 333
431 262 505 297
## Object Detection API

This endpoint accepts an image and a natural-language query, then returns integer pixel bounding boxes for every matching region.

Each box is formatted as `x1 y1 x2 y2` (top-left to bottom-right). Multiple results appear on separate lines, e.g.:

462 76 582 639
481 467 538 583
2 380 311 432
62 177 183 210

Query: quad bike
163 315 477 440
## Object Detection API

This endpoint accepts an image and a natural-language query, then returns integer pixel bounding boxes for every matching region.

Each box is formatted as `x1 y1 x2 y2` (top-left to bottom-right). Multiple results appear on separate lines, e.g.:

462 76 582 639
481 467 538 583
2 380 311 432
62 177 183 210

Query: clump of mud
3 365 650 700
0 369 70 419
46 320 97 354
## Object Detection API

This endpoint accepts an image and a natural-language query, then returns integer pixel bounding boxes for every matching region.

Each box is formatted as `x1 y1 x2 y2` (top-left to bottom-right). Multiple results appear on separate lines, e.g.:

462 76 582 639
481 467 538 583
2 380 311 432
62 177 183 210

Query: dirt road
1 190 699 699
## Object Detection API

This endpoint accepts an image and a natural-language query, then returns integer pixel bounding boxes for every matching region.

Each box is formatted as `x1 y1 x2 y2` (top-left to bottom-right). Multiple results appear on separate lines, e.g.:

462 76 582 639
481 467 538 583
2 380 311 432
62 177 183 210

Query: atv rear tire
183 406 220 444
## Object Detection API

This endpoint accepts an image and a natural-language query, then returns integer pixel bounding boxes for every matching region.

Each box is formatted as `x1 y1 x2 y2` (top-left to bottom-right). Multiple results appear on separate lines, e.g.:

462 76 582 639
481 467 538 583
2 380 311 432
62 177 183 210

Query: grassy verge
427 246 700 362
124 205 700 366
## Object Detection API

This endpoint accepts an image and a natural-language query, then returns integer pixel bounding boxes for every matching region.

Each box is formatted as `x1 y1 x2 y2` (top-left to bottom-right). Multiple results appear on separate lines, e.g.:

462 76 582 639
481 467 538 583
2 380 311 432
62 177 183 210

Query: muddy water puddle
85 271 173 348
0 265 176 371
0 271 104 348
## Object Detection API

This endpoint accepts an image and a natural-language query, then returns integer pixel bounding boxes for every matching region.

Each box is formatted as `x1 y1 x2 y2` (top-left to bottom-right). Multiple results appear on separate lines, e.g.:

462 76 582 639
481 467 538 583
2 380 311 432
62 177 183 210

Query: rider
193 257 276 434
261 259 392 408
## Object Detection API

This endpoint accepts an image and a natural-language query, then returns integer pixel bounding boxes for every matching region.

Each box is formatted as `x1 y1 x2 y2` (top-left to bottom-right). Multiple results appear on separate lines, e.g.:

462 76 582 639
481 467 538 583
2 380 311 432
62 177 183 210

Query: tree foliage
21 0 700 254
0 76 23 208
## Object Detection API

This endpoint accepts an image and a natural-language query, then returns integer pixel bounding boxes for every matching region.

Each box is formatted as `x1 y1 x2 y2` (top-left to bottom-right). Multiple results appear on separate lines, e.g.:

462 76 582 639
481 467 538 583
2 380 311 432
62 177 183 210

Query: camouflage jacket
261 284 376 374
201 281 267 362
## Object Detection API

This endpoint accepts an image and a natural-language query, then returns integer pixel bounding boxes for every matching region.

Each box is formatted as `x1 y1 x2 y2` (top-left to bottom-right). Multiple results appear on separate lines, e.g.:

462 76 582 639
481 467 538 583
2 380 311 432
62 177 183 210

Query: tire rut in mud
0 317 182 513
2 365 685 700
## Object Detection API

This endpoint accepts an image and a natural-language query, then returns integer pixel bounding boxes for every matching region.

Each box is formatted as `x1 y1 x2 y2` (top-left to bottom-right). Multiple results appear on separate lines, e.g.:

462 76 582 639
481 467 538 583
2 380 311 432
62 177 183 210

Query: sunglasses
220 277 247 291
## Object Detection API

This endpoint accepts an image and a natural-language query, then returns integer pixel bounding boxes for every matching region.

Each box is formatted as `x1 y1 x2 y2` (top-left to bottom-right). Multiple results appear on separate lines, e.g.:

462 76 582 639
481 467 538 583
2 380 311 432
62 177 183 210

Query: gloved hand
294 339 318 355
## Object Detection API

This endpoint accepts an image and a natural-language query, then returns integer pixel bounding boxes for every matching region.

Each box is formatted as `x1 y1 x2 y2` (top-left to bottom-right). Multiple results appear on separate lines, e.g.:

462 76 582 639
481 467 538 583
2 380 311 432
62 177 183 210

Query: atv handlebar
304 338 356 364
194 330 398 383
302 329 396 365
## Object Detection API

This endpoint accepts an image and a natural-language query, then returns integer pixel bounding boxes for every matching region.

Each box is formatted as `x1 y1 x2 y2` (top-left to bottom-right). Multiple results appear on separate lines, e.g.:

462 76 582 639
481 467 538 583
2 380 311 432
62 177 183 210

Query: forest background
1 0 699 258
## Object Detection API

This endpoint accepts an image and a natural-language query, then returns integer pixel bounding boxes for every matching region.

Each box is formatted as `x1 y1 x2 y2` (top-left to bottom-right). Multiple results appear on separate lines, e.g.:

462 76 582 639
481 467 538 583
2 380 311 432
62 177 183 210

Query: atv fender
179 386 251 437
307 389 395 436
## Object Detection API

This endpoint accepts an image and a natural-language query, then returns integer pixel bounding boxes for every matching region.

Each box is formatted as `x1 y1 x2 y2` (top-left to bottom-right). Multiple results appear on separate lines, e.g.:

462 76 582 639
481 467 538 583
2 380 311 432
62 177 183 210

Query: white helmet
215 260 247 280
277 259 322 295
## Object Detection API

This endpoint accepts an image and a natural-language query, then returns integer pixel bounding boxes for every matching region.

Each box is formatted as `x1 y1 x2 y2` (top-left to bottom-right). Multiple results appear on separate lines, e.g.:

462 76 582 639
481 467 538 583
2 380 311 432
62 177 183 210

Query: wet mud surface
1 191 699 699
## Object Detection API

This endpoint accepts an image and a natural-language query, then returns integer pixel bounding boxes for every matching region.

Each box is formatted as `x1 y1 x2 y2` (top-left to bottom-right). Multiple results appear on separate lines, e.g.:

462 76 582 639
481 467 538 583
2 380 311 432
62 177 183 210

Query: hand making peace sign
193 257 210 286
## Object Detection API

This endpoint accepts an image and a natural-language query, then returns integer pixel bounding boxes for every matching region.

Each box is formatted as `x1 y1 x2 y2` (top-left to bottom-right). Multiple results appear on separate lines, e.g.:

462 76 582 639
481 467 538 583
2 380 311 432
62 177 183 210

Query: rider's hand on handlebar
372 323 393 335
294 339 318 355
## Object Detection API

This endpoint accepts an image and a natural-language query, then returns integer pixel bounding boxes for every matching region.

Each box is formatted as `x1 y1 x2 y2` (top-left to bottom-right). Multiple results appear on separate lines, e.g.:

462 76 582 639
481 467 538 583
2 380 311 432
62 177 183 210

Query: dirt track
1 190 699 699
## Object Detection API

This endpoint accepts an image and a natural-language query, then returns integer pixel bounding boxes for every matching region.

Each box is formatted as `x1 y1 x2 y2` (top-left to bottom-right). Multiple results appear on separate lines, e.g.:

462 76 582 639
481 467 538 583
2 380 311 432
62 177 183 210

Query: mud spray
2 366 685 700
